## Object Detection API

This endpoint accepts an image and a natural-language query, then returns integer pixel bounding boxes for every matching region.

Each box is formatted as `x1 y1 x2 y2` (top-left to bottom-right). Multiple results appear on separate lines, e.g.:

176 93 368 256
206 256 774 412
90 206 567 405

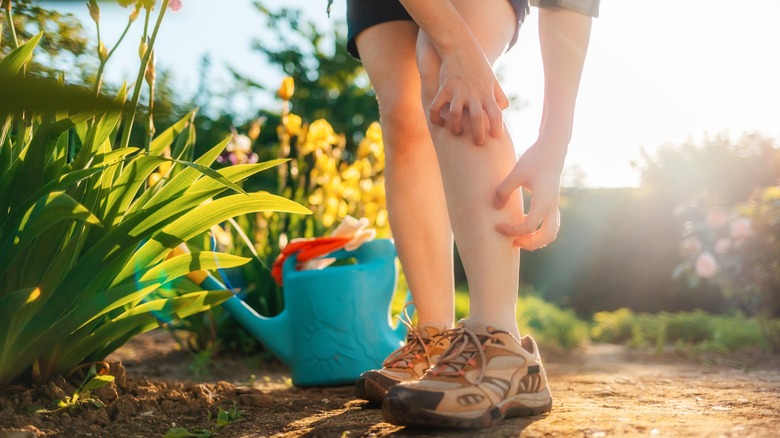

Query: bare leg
416 0 523 338
356 22 454 328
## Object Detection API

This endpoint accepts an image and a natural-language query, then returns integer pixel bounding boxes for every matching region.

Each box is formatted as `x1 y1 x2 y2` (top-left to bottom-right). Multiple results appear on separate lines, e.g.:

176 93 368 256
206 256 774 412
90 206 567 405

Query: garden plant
0 0 310 389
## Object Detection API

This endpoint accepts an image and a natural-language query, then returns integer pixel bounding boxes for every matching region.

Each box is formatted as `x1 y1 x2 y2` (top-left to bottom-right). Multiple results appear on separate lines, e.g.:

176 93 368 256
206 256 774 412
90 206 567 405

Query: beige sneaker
354 324 448 403
381 319 553 428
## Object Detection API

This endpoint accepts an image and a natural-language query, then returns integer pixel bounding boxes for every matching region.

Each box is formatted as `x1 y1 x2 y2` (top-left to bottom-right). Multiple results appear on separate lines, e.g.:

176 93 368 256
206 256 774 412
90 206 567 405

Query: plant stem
94 17 134 96
4 3 19 48
145 78 155 152
119 0 170 151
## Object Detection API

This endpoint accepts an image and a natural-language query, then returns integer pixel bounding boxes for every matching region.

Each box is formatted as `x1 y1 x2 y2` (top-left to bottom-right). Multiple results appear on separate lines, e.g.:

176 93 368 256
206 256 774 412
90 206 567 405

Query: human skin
356 0 592 336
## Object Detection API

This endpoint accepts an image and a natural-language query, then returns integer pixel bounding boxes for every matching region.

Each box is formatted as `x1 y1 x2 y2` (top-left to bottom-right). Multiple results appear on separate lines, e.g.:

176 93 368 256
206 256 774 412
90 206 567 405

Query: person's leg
352 21 456 403
382 4 553 427
415 0 524 339
356 21 455 329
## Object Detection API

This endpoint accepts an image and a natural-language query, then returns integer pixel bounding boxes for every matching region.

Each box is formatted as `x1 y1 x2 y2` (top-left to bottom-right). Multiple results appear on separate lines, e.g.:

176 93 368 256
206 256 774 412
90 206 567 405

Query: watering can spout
201 275 295 366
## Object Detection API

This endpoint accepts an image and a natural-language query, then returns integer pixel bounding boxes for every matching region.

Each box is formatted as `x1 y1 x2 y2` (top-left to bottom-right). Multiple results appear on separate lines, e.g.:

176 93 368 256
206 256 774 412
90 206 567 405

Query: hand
428 46 508 146
493 137 567 250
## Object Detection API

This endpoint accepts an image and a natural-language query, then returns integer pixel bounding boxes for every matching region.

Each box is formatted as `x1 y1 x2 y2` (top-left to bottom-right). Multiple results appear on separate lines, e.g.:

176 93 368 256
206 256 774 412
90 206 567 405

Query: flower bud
129 3 142 22
144 49 156 85
1 0 11 11
277 76 294 101
87 0 100 23
138 38 148 60
247 117 264 141
143 0 156 11
98 41 108 62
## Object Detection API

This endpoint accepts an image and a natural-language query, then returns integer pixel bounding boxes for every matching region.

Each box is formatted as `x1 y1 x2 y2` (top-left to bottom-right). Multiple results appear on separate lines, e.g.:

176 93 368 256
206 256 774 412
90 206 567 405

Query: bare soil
1 330 779 437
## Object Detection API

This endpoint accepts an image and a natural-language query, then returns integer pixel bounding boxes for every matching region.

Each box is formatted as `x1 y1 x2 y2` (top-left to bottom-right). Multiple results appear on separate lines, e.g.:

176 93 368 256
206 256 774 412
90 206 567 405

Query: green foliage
1 0 92 78
517 295 590 350
453 287 590 350
238 1 378 151
34 364 115 414
591 308 775 353
0 33 310 389
164 404 243 438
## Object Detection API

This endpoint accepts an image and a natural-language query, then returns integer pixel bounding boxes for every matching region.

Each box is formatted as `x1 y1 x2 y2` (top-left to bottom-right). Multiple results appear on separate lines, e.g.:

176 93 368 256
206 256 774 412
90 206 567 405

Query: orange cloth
271 236 352 286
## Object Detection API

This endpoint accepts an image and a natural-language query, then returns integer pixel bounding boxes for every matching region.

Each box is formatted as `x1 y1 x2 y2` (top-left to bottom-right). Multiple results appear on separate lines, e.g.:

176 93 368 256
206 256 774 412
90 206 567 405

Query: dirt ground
1 330 779 437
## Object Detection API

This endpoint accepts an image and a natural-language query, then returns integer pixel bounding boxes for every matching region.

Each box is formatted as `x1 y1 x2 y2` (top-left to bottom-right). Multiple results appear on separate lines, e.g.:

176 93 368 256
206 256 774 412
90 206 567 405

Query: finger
495 201 545 237
494 166 526 209
514 208 560 250
468 101 486 145
449 99 464 135
429 90 449 127
494 80 509 110
485 99 504 139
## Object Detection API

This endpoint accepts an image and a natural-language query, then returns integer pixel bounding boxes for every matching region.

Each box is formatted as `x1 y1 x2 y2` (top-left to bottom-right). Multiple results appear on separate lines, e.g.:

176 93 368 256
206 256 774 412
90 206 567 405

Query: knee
377 94 428 142
415 41 440 107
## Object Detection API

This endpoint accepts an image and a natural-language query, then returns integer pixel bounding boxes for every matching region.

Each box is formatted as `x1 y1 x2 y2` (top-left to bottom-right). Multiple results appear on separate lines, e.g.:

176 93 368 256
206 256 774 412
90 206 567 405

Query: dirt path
1 331 779 437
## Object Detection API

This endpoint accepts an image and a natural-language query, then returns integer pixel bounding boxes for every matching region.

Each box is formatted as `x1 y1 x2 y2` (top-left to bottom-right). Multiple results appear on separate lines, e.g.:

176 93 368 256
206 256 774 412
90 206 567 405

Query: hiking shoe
382 319 553 428
355 324 448 403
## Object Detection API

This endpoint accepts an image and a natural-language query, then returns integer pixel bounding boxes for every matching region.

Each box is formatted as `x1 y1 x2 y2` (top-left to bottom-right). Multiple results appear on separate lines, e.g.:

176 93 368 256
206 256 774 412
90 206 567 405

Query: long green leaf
138 137 231 212
116 192 311 284
8 113 53 217
0 32 42 76
71 84 127 170
148 109 197 156
0 192 101 274
56 291 232 374
139 252 251 284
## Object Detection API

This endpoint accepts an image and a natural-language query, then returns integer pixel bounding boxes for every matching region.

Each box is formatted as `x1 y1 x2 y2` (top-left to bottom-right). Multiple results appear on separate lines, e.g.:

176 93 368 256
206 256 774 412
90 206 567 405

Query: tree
231 1 378 153
1 0 93 80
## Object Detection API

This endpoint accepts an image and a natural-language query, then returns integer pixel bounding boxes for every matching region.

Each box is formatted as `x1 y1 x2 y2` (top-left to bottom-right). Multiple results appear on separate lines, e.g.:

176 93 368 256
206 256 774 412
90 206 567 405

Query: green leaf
81 375 115 392
71 84 127 170
149 109 197 156
0 32 42 76
0 192 102 275
139 252 251 285
117 192 310 283
216 408 229 428
139 137 231 212
172 158 248 196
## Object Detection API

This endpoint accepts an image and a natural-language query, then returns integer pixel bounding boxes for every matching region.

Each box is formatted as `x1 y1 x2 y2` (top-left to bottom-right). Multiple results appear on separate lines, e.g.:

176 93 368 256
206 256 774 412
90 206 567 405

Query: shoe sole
354 375 391 404
382 388 553 429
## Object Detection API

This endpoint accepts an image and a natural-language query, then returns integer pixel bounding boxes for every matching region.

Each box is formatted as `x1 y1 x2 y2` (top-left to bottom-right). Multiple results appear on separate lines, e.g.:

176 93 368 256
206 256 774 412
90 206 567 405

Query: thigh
450 0 518 64
355 21 422 113
347 0 413 59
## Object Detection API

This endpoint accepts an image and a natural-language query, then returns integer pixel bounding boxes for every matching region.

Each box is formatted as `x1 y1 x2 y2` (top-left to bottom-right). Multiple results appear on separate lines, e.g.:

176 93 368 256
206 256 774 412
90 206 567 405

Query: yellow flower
308 188 324 206
285 113 302 137
341 163 361 182
277 76 295 101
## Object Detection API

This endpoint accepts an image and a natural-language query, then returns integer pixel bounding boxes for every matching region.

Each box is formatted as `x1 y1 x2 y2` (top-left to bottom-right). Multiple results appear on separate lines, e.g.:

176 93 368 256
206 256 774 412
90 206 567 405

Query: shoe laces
428 327 489 384
382 302 434 370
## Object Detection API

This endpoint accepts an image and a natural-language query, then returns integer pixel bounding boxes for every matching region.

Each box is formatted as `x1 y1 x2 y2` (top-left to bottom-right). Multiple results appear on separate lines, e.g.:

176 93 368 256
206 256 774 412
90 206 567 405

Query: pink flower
714 237 732 255
695 251 718 279
705 208 729 229
729 217 754 241
168 0 182 11
680 236 702 257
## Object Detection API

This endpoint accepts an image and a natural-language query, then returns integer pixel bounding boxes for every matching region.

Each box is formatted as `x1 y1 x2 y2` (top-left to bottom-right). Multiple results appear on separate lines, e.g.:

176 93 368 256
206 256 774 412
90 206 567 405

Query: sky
42 0 780 188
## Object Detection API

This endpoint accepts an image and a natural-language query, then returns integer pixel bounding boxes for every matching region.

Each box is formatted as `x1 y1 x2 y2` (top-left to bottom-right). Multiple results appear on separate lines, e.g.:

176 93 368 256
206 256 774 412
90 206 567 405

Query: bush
591 308 774 353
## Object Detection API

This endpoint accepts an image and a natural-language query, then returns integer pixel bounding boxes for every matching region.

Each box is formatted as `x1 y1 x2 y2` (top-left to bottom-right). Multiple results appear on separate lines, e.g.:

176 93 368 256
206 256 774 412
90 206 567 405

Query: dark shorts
346 0 530 60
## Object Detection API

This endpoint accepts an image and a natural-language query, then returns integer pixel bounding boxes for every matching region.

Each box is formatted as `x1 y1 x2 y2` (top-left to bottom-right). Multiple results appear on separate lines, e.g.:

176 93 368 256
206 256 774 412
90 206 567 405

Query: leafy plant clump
34 364 115 414
0 5 310 388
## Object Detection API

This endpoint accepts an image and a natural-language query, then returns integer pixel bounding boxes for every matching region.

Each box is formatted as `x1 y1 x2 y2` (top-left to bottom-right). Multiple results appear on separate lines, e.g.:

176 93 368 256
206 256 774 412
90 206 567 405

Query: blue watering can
202 238 407 387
